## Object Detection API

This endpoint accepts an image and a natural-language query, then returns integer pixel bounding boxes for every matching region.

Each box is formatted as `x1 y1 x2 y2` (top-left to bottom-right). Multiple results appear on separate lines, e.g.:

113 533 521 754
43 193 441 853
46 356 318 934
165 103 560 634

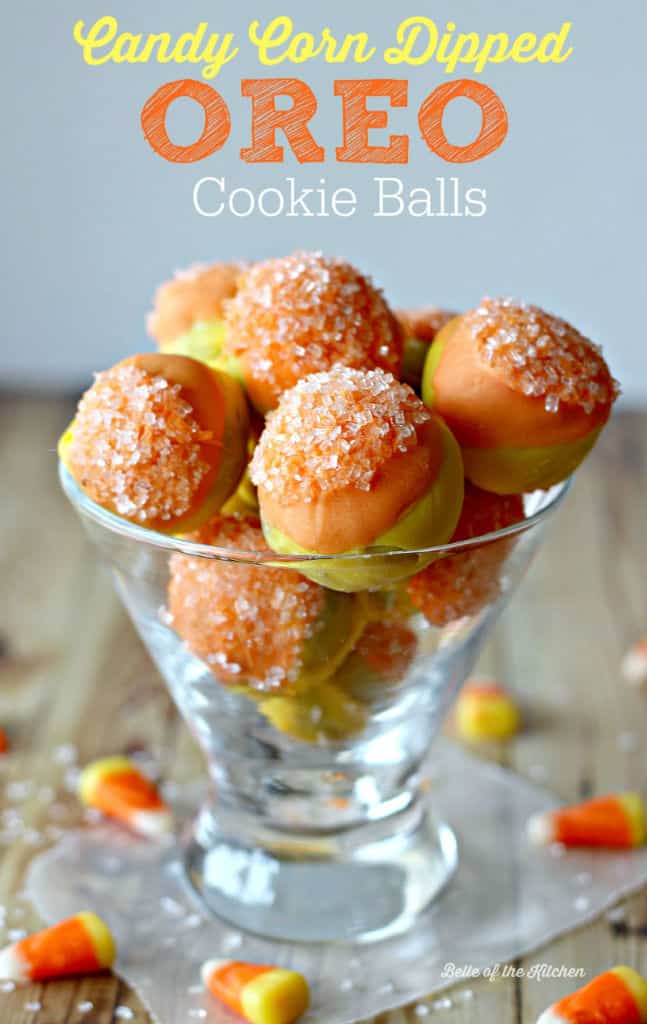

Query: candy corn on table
1 394 647 1023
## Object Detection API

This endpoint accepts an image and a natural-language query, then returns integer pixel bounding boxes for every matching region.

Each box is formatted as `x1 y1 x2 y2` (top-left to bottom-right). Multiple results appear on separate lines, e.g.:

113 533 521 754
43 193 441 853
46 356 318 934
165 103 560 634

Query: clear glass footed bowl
59 464 568 944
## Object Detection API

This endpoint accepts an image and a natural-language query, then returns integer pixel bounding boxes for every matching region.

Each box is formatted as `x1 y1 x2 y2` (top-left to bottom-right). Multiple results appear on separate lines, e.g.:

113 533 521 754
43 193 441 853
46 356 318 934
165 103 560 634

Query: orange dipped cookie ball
167 516 365 695
422 298 619 494
221 251 403 412
60 353 249 533
335 621 418 709
147 261 244 365
251 365 464 591
396 306 457 390
407 483 524 627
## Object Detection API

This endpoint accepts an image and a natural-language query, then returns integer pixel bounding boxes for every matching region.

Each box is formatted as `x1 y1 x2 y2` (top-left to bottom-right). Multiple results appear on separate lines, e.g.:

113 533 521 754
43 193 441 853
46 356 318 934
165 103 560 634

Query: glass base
183 800 458 943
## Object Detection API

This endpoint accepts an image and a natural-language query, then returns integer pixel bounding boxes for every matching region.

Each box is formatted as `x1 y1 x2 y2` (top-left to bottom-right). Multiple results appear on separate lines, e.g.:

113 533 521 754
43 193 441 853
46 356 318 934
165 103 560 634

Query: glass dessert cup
60 464 568 944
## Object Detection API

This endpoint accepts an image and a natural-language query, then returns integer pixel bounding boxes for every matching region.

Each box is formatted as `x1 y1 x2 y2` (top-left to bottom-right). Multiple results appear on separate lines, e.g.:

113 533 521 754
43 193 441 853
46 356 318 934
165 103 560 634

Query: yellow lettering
72 16 118 66
443 32 480 74
201 33 239 79
509 33 538 62
321 28 376 64
138 33 173 63
384 17 438 66
473 33 510 73
536 22 573 63
249 16 293 65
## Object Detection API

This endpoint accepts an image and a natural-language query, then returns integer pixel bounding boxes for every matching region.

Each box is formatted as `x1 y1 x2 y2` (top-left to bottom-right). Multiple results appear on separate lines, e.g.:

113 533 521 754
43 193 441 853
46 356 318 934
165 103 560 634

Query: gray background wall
2 0 645 401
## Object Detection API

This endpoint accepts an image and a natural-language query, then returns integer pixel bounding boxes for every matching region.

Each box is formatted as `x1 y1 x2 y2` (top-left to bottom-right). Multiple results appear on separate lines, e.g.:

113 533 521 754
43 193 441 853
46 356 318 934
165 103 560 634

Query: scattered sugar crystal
187 984 204 995
188 1011 207 1020
617 731 639 752
8 929 27 941
114 1008 135 1020
432 996 453 1010
378 980 395 995
465 297 619 413
23 829 42 847
457 989 474 1002
77 1001 94 1013
0 980 15 992
53 743 77 765
6 780 33 802
574 895 590 912
64 768 81 791
575 872 592 886
24 1001 42 1012
222 931 243 952
251 364 431 502
414 1004 430 1017
339 978 354 992
160 896 184 917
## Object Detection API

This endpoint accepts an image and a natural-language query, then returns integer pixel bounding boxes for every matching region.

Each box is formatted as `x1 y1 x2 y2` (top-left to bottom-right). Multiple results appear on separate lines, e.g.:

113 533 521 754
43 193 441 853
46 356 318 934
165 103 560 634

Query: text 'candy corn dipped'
0 912 115 983
528 793 647 849
622 637 647 687
202 959 310 1024
537 966 647 1023
78 756 173 838
454 681 521 742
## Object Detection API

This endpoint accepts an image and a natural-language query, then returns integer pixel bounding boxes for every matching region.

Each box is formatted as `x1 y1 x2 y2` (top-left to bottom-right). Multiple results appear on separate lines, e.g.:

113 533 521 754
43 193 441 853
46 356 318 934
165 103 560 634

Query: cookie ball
221 251 403 412
167 516 365 695
422 298 619 493
60 353 249 533
251 365 464 591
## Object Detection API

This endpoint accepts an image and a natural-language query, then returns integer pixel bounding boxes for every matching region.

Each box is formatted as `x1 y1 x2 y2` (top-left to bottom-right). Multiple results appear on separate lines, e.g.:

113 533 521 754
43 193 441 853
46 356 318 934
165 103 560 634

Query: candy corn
201 959 310 1024
78 756 173 838
0 912 115 983
622 637 647 687
528 793 647 849
537 966 647 1023
454 681 521 742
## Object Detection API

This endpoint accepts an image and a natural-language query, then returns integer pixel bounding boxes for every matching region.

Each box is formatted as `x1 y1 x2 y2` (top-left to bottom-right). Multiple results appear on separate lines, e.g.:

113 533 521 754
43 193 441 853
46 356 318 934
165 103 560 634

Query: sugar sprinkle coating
148 262 244 345
69 364 213 523
223 251 402 406
167 517 325 691
356 621 417 681
250 365 432 503
466 297 619 414
407 486 524 627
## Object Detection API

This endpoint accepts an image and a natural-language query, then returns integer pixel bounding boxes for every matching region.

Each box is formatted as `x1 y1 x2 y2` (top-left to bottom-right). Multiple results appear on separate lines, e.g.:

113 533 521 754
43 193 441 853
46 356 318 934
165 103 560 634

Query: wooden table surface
1 394 646 1023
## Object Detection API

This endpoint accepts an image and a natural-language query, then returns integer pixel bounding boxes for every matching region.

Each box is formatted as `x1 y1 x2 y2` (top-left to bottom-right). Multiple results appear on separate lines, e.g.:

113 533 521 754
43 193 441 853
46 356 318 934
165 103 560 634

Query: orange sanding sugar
397 306 456 343
453 484 525 543
147 262 244 345
407 485 525 627
465 297 619 414
356 621 417 680
250 365 431 503
223 252 402 406
167 516 325 691
69 363 214 524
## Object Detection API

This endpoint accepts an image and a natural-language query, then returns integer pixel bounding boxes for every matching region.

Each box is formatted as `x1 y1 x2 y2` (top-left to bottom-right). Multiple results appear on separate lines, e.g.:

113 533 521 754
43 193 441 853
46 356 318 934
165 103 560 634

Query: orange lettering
418 79 508 163
240 78 324 163
335 79 408 164
141 79 231 163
